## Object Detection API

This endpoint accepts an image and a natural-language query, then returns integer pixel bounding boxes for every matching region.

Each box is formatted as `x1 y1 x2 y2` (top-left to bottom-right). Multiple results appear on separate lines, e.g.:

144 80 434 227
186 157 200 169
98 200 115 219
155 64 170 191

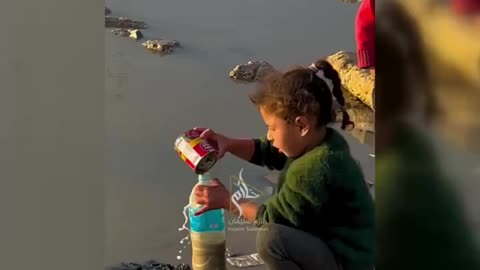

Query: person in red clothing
355 0 375 76
451 0 480 26
451 0 480 17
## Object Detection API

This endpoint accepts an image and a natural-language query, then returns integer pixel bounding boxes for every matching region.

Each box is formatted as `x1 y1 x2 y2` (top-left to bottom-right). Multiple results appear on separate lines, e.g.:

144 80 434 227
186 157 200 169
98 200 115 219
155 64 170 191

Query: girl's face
259 106 309 158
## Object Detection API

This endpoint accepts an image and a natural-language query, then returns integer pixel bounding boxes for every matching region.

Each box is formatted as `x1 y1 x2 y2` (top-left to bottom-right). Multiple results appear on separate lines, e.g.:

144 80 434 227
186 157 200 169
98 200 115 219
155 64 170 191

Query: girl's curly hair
249 59 353 130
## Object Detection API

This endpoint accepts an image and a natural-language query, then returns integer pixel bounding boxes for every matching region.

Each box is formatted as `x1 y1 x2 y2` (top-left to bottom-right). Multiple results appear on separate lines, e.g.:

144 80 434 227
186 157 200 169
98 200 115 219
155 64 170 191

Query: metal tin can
174 129 218 174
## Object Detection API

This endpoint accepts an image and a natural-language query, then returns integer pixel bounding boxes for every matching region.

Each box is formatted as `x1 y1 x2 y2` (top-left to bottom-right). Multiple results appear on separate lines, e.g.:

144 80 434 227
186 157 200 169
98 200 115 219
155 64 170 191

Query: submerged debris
229 60 275 82
105 16 148 29
225 247 235 257
111 29 144 40
128 29 143 40
142 39 180 54
111 28 130 37
226 253 265 267
110 260 191 270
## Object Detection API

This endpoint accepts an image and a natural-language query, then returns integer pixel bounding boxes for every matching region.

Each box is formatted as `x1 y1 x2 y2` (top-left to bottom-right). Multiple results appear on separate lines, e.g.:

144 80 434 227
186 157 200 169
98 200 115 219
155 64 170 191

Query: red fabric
452 0 480 15
355 0 375 69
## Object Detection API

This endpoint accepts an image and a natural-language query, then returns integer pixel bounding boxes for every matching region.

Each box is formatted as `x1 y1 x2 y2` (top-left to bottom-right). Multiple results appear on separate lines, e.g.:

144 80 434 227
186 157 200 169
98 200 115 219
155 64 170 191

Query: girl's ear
294 116 310 136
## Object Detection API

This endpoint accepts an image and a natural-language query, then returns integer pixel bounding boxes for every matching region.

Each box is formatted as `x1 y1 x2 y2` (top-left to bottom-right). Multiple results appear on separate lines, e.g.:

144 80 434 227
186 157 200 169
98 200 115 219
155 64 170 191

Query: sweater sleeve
255 161 329 227
249 137 287 171
355 0 375 69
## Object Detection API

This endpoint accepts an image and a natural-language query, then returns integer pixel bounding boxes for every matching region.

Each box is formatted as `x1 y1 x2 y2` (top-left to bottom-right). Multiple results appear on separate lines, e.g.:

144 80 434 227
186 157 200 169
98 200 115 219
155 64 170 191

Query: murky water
105 0 371 268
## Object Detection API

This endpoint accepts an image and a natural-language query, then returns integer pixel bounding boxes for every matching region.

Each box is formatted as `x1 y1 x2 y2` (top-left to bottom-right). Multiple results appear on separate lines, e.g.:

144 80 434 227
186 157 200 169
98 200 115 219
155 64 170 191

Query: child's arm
199 128 287 170
226 136 287 170
199 128 255 160
247 137 287 171
224 138 256 162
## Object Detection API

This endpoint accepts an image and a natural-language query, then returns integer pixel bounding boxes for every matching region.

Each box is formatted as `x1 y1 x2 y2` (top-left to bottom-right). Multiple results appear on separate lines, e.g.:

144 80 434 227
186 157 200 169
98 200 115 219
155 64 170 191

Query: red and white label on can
174 129 218 174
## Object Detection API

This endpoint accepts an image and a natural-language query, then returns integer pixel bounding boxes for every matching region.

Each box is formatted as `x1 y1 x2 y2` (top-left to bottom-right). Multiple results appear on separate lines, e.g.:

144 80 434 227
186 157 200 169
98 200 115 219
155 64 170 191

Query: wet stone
142 39 181 54
105 16 148 29
229 60 275 82
111 28 130 37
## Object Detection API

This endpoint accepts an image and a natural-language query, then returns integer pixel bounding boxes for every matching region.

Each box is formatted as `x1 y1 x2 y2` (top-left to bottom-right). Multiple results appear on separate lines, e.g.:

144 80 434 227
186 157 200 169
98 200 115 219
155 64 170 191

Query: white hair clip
308 64 334 94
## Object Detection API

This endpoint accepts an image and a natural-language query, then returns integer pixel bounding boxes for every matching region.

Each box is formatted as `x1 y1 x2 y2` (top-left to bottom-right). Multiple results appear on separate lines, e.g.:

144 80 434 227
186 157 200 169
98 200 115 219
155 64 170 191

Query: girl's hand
193 127 231 159
193 178 230 216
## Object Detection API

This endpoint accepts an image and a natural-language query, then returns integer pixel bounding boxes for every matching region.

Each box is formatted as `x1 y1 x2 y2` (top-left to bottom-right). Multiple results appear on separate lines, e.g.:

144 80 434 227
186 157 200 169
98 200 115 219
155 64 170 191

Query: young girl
192 59 375 270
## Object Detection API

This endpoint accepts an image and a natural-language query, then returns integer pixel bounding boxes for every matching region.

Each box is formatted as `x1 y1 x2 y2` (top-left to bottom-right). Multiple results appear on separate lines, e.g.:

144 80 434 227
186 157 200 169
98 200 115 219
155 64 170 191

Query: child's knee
255 223 283 257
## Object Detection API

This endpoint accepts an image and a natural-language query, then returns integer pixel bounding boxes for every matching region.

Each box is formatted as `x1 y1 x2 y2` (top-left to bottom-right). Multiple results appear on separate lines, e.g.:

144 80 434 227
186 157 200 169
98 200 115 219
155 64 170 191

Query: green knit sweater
250 128 375 270
376 124 480 270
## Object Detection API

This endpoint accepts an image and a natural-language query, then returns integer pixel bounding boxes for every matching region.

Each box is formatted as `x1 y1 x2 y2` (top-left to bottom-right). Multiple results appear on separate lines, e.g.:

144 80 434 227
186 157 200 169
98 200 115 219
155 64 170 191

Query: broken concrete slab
327 51 375 110
128 29 143 40
105 16 148 29
142 39 180 54
111 29 144 40
229 61 276 82
111 28 130 37
338 86 375 132
109 260 191 270
326 51 375 111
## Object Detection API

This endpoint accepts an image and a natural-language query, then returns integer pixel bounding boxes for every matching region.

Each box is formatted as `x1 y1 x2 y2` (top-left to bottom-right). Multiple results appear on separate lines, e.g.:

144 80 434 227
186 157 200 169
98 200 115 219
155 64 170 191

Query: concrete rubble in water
142 39 181 54
229 61 276 82
109 260 191 270
111 29 144 40
326 51 375 111
105 16 148 29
